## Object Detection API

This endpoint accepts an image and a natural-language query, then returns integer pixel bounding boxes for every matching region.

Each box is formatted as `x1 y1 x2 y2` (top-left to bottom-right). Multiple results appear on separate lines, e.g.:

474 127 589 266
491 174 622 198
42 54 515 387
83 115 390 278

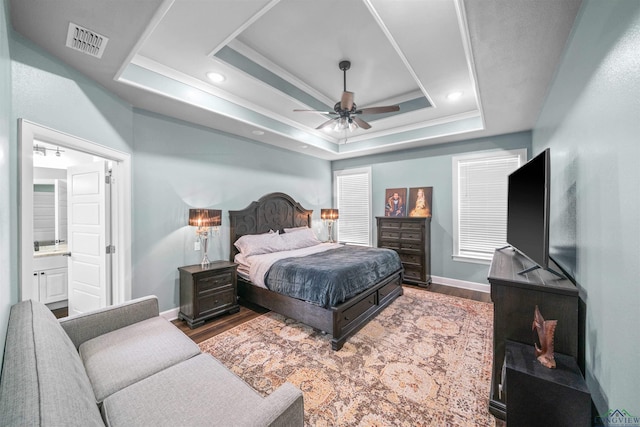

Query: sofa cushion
102 354 266 426
79 316 200 403
0 300 103 426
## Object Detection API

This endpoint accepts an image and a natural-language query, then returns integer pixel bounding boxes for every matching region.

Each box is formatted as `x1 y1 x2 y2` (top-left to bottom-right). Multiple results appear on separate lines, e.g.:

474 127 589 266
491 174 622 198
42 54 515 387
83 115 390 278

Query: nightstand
178 261 240 328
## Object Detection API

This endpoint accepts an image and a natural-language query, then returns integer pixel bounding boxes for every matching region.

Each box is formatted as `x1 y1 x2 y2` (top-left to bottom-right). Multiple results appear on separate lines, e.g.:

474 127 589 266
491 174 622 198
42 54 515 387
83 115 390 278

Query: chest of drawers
376 217 431 287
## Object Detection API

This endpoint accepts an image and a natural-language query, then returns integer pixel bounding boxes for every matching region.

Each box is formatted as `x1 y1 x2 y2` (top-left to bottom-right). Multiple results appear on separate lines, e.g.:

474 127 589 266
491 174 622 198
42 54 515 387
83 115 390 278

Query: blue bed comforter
264 245 402 308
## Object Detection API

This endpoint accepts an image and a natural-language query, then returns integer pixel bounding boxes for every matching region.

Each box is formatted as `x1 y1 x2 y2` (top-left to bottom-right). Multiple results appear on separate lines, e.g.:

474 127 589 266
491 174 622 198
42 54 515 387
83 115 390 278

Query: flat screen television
506 148 561 277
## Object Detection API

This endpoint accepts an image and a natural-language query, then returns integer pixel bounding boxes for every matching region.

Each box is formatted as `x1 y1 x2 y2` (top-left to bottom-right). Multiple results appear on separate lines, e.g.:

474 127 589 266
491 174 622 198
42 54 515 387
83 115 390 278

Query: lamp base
199 232 210 268
327 221 335 243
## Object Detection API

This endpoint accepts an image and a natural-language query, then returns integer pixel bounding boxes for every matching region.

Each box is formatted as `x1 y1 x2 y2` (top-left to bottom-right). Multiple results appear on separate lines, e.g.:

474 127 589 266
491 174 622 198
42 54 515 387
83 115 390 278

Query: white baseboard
160 307 180 321
431 275 490 293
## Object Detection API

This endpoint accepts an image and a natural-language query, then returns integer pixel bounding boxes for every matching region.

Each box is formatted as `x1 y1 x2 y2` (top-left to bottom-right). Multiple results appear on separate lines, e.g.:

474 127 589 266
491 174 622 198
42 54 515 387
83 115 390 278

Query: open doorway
19 120 132 313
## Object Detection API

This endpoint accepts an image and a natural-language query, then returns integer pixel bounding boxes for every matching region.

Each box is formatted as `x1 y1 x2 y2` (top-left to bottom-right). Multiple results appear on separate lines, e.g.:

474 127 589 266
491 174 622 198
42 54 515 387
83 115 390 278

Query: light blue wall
532 0 640 417
333 132 532 285
10 34 134 152
132 110 332 310
5 29 331 316
0 0 12 368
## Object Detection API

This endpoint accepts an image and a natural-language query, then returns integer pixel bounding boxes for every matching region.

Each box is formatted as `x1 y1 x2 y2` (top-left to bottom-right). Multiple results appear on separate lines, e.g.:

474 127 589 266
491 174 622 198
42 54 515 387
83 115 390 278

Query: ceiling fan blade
316 118 337 130
353 117 371 129
340 91 354 111
356 105 400 115
293 109 336 114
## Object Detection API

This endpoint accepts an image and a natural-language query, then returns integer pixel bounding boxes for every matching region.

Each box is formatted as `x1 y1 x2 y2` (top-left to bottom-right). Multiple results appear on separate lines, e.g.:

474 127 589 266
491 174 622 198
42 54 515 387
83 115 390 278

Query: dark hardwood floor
173 283 491 344
172 300 268 344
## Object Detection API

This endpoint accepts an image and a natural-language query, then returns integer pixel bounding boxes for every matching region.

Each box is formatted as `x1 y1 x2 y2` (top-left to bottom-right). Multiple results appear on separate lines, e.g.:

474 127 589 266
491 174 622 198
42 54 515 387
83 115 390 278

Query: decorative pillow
280 227 321 250
234 231 284 256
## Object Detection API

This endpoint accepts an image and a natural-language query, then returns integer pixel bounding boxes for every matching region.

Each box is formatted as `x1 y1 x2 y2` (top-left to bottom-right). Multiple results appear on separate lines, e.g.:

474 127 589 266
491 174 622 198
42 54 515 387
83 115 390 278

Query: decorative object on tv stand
188 208 221 267
321 209 339 243
532 305 557 368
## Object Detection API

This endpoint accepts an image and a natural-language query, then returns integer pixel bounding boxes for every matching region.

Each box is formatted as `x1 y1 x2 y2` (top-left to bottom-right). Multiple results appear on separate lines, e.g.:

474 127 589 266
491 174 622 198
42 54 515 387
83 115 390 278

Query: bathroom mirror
33 179 67 248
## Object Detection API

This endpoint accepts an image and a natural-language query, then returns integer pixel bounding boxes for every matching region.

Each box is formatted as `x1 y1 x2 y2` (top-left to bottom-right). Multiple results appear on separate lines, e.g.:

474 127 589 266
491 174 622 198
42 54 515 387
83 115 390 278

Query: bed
229 192 404 350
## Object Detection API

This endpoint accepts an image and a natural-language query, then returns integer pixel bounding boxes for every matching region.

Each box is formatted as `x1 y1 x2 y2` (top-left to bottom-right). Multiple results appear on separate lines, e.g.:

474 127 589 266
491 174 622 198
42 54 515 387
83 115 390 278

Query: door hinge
106 245 116 254
105 175 115 184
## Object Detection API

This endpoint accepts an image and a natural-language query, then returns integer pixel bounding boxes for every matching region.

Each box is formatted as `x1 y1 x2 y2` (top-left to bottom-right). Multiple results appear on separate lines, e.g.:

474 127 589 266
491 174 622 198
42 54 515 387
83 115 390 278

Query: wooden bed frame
229 192 404 350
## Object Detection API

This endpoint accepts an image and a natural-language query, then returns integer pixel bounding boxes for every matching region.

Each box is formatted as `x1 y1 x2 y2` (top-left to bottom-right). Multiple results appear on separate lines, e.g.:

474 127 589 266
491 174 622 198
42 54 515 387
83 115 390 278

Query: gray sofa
0 296 304 426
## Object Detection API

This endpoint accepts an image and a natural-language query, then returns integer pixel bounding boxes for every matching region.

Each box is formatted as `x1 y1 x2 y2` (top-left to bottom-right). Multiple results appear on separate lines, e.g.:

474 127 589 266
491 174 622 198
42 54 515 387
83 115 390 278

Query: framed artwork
408 187 433 217
384 188 407 217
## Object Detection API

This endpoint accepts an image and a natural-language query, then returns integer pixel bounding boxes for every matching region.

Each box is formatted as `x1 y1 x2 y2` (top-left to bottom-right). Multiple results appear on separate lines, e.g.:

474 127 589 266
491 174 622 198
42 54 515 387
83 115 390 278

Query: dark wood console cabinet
178 261 240 329
488 248 579 420
376 216 431 287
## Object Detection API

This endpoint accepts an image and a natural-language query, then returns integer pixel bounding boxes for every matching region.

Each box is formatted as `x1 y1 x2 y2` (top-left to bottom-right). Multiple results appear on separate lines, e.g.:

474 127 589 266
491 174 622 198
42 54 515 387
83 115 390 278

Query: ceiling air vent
65 23 109 59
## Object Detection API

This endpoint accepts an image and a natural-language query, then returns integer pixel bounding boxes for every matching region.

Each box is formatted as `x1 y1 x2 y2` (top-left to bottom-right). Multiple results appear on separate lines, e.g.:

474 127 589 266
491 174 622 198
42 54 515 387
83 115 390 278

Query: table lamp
188 208 221 267
320 208 339 243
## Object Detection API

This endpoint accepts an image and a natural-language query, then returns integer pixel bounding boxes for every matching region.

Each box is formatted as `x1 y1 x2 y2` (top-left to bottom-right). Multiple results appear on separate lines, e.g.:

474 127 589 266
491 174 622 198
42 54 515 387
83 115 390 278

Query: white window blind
335 168 371 246
453 150 526 262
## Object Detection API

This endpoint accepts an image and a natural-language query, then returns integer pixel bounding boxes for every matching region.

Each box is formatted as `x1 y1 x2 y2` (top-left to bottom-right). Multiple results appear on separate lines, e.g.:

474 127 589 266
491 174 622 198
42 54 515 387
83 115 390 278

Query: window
334 167 372 246
452 149 526 263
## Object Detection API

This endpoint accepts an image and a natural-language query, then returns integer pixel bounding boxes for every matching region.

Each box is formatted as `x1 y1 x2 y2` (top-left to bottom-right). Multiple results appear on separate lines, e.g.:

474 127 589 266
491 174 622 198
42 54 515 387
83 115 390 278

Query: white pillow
234 231 283 256
283 226 308 233
280 227 321 250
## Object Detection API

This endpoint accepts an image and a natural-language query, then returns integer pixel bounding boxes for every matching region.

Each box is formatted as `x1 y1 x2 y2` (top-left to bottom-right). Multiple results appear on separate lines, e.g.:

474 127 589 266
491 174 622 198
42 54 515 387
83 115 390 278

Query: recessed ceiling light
252 130 265 136
447 91 463 100
206 72 225 83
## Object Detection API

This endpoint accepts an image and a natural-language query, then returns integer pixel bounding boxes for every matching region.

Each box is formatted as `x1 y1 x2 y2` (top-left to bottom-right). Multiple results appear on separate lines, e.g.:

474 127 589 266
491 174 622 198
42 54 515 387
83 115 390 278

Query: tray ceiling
10 0 582 160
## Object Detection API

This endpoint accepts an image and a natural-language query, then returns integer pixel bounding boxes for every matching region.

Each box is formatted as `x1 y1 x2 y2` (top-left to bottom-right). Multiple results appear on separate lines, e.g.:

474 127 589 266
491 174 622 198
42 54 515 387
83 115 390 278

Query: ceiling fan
294 60 400 131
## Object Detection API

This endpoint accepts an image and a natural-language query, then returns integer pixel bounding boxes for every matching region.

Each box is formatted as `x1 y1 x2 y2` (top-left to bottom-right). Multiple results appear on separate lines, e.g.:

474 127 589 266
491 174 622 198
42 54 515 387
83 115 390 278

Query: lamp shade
320 209 339 221
188 209 221 227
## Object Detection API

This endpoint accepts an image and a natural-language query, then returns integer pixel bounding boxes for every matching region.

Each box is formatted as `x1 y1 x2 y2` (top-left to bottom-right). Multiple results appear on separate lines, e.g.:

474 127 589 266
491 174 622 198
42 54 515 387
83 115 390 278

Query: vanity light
446 91 463 101
206 72 226 83
33 144 64 157
33 144 47 156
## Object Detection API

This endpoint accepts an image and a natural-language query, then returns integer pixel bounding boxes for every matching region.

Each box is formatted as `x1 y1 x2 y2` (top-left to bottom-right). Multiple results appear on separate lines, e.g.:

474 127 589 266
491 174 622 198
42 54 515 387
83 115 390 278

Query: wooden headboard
228 192 312 261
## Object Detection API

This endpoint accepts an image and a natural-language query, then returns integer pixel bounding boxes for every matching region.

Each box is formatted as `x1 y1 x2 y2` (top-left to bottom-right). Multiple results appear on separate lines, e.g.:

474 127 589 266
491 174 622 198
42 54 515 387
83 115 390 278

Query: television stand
518 263 566 279
495 246 565 278
487 248 579 420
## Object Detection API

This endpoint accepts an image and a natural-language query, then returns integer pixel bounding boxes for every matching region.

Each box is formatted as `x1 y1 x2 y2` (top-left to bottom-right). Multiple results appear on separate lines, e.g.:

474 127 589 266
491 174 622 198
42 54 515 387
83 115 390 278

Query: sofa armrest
59 295 160 349
236 382 304 427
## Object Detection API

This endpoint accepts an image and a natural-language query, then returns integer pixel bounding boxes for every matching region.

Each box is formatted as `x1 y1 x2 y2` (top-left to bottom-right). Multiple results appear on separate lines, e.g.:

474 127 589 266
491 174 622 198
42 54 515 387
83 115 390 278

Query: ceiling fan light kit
294 60 400 132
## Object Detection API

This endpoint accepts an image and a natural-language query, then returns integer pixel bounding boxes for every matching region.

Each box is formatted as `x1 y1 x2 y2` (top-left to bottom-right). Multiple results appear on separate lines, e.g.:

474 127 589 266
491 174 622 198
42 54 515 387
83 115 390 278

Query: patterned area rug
199 287 495 426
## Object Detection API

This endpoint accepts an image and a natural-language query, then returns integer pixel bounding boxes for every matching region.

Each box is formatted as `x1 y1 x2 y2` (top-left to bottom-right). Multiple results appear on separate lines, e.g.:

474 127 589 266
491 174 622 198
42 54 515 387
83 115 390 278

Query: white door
67 160 111 315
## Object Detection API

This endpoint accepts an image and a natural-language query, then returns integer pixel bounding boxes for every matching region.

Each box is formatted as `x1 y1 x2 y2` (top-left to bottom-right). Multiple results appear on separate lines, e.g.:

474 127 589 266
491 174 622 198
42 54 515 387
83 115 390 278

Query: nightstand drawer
198 288 236 315
196 272 233 292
